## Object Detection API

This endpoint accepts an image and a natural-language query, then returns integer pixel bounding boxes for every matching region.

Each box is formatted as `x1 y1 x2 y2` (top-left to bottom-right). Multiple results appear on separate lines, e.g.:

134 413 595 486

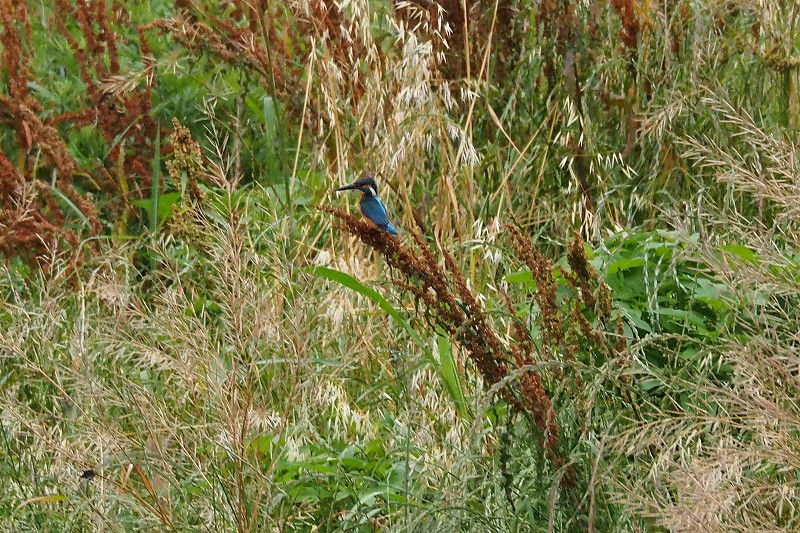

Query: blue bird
335 175 398 235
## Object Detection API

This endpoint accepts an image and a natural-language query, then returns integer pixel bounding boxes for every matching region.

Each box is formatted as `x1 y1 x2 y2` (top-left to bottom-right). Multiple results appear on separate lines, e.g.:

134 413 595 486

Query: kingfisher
335 174 398 235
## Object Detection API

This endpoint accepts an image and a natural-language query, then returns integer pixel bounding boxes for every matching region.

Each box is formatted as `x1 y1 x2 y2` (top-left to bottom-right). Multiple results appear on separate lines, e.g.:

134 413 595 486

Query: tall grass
611 92 800 532
1 191 635 531
2 0 800 531
0 192 432 530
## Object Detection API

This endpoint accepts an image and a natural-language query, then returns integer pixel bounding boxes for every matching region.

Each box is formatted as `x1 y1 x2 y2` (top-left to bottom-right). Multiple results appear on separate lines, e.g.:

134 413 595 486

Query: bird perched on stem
335 174 398 235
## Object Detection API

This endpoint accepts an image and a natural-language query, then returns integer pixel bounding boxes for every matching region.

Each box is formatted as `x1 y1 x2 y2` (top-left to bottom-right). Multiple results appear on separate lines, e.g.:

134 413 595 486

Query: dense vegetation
1 0 799 531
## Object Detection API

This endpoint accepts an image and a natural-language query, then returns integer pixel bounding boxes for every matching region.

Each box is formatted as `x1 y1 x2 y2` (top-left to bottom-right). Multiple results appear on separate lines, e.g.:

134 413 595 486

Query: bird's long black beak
335 183 358 192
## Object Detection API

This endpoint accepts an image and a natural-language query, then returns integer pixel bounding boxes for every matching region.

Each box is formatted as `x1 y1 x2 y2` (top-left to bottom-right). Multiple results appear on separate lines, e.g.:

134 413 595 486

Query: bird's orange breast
360 211 380 229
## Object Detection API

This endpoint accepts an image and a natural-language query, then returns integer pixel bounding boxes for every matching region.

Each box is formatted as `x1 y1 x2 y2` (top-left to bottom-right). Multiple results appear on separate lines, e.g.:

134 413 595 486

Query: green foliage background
1 0 799 531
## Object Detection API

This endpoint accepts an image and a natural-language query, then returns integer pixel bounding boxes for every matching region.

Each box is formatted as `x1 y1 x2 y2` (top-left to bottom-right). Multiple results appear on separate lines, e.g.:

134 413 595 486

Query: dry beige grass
0 196 488 530
612 92 800 532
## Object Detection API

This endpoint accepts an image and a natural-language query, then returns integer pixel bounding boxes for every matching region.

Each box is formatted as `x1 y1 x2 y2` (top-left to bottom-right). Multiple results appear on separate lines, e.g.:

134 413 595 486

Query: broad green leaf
505 269 536 286
606 256 645 274
681 347 701 361
688 278 730 310
289 485 322 503
615 303 652 332
133 192 180 226
435 334 469 418
308 266 424 348
340 457 368 470
722 243 759 264
298 462 337 474
640 379 662 392
654 307 708 330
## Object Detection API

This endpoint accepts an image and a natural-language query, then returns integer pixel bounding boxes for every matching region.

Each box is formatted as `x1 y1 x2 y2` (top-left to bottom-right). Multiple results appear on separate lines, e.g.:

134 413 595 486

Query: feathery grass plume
612 91 800 531
0 188 487 529
395 0 524 83
1 198 305 530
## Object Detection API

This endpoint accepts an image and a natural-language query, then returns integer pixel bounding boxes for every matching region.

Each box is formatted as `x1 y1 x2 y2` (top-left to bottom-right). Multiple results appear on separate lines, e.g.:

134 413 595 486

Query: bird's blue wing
360 196 398 234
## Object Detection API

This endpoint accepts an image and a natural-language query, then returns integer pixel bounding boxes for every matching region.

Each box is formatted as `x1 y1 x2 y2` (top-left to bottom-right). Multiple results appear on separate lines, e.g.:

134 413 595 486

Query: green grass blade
310 266 471 419
435 333 469 418
309 266 425 349
48 184 89 228
150 127 161 235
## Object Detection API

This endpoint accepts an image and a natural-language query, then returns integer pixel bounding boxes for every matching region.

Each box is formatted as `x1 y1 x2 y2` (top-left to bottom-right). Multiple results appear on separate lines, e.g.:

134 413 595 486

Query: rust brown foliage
321 207 634 478
0 152 73 262
320 206 560 463
611 0 640 51
506 226 634 452
0 0 164 263
319 207 507 383
507 226 626 359
506 225 564 357
0 0 87 261
53 0 161 190
0 0 32 102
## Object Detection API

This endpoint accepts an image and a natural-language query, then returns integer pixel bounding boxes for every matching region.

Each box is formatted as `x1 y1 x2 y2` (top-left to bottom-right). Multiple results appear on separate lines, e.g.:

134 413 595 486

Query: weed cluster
0 0 165 260
2 0 800 530
319 205 630 498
